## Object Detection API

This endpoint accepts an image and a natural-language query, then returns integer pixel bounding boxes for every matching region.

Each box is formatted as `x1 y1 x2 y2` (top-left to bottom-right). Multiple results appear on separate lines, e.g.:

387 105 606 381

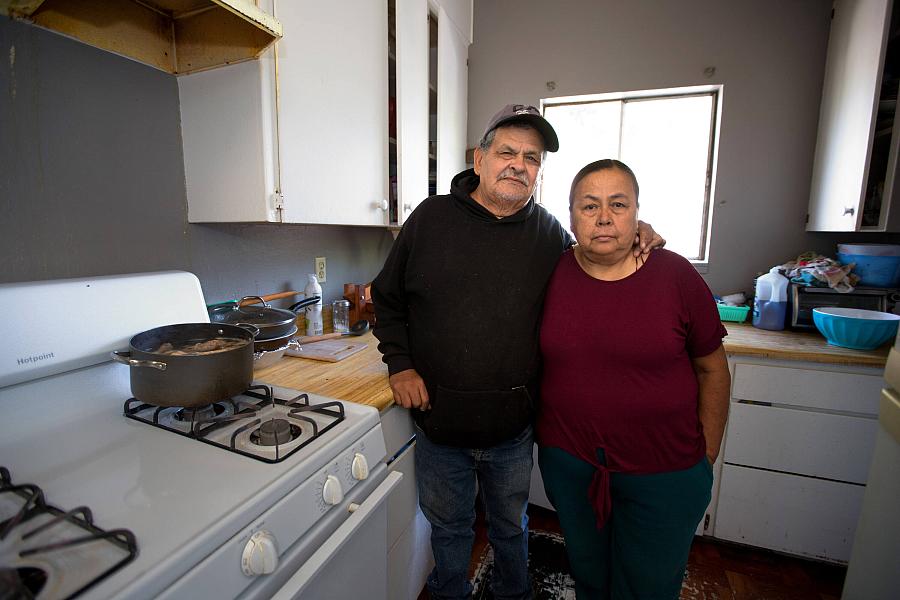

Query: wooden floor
418 503 847 599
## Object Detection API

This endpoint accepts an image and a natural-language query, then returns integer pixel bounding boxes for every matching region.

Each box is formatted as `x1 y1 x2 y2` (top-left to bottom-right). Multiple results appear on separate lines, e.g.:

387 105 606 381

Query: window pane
621 95 714 259
540 101 622 230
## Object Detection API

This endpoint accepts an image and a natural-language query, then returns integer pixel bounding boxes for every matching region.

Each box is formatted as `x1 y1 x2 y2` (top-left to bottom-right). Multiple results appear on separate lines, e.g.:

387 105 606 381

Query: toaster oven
789 283 900 329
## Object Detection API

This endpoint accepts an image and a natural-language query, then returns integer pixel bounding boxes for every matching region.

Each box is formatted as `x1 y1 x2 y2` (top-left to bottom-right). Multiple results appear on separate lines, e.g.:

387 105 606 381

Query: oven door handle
269 471 402 600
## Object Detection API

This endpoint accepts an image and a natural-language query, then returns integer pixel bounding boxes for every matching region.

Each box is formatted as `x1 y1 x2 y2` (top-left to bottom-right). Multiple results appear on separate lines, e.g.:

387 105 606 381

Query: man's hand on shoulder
633 220 666 257
389 369 431 410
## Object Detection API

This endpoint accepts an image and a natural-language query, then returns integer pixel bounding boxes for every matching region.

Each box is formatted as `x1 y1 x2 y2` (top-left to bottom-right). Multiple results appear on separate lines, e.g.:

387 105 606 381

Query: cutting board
285 338 369 362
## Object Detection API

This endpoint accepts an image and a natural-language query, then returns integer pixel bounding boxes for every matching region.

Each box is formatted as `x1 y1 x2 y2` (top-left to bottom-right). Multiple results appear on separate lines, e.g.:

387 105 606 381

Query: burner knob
241 530 279 576
322 475 344 505
351 452 369 480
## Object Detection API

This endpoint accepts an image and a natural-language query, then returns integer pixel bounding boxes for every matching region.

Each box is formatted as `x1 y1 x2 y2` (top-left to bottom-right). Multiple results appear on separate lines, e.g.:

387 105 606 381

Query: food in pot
156 338 249 355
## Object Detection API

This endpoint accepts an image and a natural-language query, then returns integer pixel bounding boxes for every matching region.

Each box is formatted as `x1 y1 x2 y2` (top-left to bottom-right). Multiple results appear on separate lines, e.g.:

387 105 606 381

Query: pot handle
234 323 261 338
109 350 167 371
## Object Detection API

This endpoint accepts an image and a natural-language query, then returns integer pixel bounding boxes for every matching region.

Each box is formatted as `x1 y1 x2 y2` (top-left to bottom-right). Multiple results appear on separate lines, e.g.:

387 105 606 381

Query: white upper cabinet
179 0 471 226
278 0 389 225
807 0 900 231
180 57 280 222
393 0 430 225
435 6 469 197
389 0 471 226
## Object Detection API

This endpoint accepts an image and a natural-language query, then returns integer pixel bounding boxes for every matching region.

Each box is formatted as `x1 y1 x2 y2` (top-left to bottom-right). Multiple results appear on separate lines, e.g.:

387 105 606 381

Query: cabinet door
179 57 280 223
807 0 892 231
436 6 468 195
715 464 865 563
277 0 389 226
395 0 430 224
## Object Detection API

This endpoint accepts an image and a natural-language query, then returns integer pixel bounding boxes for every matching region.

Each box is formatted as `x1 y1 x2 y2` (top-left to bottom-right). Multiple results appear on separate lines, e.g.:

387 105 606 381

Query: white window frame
539 84 723 271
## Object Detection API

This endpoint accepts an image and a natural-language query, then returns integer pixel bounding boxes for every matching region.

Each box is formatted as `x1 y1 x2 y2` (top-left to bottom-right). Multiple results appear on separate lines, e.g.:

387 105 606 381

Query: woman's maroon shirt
537 248 726 526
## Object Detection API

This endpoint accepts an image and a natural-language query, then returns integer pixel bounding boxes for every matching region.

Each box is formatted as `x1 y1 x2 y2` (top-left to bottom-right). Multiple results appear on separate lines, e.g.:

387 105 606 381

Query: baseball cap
481 104 560 152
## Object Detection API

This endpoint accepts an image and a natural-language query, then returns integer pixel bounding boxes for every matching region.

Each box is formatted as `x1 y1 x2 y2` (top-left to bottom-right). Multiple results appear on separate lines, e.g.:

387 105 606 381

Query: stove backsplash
0 272 209 388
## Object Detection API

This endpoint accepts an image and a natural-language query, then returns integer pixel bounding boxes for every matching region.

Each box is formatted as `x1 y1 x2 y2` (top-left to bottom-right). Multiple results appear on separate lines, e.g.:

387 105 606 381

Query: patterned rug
471 530 576 599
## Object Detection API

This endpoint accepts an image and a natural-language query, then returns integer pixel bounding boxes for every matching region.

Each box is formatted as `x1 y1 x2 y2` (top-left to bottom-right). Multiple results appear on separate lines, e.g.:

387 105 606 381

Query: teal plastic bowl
812 307 900 350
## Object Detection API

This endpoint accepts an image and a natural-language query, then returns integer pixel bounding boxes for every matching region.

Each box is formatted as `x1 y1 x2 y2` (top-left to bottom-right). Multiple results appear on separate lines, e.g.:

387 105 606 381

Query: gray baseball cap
481 104 560 152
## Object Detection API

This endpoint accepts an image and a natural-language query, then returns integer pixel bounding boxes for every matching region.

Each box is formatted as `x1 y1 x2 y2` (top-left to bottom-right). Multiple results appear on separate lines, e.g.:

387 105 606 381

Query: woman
536 159 730 599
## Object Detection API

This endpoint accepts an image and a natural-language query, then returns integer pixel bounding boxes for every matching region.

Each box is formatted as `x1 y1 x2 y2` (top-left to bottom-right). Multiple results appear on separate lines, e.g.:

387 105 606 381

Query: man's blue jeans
414 424 533 600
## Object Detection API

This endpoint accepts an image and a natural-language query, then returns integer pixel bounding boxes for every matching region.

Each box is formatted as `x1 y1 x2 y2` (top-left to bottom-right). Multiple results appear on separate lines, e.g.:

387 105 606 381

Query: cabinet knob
403 203 412 212
843 207 855 216
379 199 389 211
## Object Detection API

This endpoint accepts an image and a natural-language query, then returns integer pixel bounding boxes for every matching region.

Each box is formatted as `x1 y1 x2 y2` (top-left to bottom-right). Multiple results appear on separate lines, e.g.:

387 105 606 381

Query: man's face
473 126 545 213
570 169 639 261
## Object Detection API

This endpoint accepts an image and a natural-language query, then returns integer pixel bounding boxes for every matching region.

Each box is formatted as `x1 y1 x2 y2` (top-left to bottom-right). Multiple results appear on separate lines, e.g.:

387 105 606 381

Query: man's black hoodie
372 169 572 445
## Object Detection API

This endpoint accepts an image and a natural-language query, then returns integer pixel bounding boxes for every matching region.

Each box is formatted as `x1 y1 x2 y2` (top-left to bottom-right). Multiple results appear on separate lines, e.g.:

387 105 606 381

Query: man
372 104 662 599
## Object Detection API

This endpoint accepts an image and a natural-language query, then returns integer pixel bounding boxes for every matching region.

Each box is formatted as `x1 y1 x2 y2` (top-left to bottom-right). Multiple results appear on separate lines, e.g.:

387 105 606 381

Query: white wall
467 0 900 295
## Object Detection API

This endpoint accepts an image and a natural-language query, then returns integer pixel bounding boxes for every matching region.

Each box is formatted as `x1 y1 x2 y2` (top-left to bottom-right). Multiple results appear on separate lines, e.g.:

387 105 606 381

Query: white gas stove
0 272 399 599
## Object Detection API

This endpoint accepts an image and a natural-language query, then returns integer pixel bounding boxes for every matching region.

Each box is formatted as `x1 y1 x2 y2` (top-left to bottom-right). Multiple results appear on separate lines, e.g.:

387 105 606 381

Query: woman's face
569 169 639 261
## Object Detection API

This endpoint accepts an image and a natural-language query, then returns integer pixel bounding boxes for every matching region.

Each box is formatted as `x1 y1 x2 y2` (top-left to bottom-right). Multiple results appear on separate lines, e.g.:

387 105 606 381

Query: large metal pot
110 322 258 408
208 296 320 341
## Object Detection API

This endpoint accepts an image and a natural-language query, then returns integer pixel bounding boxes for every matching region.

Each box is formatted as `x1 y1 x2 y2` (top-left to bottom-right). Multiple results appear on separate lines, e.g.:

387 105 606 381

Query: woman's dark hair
568 159 640 209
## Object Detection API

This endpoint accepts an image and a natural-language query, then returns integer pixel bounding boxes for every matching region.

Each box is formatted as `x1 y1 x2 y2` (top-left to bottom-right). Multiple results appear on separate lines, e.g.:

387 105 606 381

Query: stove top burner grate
0 466 138 599
123 385 346 463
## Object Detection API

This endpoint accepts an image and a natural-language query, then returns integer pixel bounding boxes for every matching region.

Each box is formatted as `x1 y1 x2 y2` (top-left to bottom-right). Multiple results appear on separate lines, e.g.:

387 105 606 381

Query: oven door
268 471 402 600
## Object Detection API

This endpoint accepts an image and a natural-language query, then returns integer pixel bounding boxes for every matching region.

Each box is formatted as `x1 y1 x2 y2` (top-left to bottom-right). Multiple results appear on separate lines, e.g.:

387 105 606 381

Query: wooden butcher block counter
253 331 394 411
253 325 889 411
723 322 889 367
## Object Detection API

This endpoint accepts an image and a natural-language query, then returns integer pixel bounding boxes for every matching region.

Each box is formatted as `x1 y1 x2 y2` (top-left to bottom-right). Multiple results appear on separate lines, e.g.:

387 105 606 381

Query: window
539 86 721 263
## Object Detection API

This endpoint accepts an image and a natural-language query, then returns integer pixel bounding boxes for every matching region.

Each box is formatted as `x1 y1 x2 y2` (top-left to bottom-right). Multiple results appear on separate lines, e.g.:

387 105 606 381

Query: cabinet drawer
724 402 877 483
714 464 864 563
731 363 881 414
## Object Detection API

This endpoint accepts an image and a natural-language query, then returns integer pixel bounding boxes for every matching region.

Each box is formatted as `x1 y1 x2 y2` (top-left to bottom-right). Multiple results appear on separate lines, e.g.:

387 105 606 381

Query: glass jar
332 299 350 333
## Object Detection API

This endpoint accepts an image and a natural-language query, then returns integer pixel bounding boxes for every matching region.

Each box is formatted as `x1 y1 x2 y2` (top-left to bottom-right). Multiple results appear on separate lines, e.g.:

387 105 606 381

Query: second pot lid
209 301 296 329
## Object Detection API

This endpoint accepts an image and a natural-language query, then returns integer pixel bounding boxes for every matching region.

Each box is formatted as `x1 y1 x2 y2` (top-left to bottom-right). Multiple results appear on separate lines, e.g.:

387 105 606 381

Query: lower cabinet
712 356 883 563
715 464 866 561
381 405 433 599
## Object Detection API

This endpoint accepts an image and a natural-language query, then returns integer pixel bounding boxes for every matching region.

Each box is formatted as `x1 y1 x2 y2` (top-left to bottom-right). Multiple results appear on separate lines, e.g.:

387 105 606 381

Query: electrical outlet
315 257 327 283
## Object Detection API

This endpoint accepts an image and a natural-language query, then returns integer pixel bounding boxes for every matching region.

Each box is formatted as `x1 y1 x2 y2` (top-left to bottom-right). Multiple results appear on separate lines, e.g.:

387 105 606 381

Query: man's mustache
497 168 529 186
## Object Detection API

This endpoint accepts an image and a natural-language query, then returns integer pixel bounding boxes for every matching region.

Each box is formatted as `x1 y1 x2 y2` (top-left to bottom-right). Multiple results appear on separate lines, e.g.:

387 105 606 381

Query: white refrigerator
841 333 900 599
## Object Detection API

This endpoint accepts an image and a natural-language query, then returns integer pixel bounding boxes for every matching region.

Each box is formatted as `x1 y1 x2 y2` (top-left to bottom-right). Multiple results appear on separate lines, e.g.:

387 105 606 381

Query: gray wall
468 0 900 295
0 16 394 305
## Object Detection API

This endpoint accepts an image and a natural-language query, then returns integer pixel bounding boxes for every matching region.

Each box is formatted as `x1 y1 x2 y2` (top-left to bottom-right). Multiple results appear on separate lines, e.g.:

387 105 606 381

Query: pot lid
209 303 296 329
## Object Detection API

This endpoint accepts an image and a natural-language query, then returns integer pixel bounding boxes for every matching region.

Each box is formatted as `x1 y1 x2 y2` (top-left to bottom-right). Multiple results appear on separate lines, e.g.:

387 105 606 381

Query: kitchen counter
254 325 888 410
254 331 394 410
723 322 888 367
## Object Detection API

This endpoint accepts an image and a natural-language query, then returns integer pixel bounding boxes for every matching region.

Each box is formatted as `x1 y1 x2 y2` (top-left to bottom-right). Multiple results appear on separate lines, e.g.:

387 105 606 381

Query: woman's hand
633 220 666 257
692 346 730 463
